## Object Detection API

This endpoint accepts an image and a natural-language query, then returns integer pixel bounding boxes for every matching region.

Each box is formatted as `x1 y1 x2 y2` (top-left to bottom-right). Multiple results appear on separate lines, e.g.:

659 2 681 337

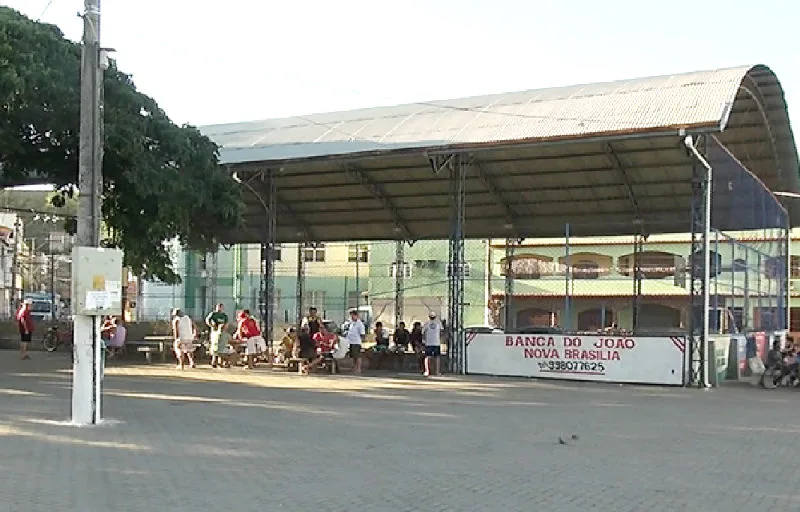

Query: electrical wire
37 0 56 20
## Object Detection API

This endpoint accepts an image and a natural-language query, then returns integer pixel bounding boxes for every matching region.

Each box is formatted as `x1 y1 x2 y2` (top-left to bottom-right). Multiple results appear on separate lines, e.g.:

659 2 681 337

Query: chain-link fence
489 232 692 333
0 227 73 320
139 241 489 337
705 136 789 334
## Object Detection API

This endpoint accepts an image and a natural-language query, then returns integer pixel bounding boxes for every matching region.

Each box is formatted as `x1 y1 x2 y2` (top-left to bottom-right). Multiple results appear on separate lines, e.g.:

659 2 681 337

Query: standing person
422 312 442 377
172 308 197 370
16 299 34 360
205 303 228 368
409 321 424 372
236 309 266 370
296 326 316 375
345 309 365 374
301 306 322 337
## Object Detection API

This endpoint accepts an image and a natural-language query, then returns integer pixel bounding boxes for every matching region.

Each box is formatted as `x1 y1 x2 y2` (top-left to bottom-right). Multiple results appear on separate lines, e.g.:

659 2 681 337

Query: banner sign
466 333 686 385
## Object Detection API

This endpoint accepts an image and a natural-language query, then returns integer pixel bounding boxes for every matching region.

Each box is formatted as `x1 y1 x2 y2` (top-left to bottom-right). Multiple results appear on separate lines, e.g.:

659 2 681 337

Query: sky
3 0 799 130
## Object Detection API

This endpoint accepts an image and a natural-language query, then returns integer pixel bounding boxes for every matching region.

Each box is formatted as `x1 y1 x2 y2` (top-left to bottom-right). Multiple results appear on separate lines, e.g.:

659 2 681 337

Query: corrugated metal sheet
207 64 800 244
202 66 751 165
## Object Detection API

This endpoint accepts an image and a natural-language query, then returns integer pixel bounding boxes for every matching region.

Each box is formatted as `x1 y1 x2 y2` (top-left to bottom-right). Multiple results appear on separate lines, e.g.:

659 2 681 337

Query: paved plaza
0 351 798 512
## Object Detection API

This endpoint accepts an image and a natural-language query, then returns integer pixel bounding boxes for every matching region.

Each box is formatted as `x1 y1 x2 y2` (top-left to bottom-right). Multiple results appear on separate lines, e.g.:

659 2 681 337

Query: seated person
296 326 316 375
392 322 410 352
277 327 296 363
373 322 389 348
106 318 127 357
310 323 338 371
211 330 241 368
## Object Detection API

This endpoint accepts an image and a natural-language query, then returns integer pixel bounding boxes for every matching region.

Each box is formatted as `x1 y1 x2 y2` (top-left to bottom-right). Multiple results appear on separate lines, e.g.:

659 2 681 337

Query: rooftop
202 64 799 244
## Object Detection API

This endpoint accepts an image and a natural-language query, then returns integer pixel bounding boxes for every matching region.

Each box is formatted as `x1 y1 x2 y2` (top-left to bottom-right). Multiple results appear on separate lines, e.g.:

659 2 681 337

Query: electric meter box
71 247 124 316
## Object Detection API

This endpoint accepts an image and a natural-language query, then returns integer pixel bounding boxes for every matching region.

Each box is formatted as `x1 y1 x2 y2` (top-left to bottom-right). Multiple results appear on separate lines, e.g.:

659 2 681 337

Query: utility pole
72 0 105 426
9 217 20 316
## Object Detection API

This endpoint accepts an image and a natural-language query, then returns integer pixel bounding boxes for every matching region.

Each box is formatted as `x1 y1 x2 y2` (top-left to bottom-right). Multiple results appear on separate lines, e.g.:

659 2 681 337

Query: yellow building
490 228 790 333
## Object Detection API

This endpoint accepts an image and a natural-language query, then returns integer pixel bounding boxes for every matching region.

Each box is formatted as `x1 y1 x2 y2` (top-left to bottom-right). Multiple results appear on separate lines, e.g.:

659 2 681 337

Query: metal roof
201 64 800 244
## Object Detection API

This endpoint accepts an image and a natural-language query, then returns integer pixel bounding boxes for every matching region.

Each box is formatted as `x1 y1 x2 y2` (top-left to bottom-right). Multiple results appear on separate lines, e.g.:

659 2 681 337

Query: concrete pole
72 0 104 425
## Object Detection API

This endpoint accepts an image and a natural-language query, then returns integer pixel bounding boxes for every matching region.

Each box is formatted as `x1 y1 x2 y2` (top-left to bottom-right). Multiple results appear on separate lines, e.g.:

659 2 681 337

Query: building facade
490 229 791 334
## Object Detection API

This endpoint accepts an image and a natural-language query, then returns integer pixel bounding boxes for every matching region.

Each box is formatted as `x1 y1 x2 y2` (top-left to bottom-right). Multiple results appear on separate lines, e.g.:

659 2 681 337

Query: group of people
279 307 443 377
11 296 442 378
169 304 268 370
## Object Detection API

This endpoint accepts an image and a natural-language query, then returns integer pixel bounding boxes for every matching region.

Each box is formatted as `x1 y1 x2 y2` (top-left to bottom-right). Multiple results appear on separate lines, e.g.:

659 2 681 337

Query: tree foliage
0 7 242 282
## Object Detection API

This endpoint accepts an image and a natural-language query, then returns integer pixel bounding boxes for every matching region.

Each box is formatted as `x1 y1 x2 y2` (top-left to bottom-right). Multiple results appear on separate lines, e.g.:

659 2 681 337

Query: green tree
0 7 242 282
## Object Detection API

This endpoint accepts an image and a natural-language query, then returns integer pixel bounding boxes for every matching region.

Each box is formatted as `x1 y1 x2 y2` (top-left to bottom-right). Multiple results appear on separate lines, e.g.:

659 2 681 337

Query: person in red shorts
309 323 338 372
235 310 266 370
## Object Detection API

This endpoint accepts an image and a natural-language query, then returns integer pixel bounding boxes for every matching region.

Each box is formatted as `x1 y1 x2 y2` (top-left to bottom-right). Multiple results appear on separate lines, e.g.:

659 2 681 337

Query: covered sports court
201 64 799 386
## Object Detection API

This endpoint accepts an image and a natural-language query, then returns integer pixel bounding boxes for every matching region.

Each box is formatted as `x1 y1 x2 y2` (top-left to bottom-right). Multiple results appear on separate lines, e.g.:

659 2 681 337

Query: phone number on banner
537 360 607 374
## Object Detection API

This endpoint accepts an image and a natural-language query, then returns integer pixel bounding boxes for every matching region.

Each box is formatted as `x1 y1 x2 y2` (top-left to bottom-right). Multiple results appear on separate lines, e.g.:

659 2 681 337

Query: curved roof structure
202 64 799 244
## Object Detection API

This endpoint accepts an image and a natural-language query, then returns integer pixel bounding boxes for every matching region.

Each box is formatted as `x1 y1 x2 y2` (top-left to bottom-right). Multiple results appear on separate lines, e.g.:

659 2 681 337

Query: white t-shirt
422 320 441 346
345 319 365 344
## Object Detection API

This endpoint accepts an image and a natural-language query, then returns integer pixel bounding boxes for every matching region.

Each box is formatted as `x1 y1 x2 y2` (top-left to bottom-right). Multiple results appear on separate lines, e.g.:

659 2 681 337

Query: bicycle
43 324 73 353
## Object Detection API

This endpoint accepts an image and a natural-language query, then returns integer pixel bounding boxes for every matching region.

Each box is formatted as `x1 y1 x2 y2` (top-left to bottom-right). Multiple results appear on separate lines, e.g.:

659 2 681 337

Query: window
446 262 471 278
303 244 325 262
389 262 412 278
500 256 550 279
261 244 282 262
571 260 599 280
791 256 800 279
304 290 326 311
348 244 369 263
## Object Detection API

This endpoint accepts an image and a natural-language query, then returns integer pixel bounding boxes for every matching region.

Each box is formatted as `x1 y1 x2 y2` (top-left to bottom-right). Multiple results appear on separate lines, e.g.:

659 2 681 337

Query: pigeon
558 437 568 445
571 434 579 441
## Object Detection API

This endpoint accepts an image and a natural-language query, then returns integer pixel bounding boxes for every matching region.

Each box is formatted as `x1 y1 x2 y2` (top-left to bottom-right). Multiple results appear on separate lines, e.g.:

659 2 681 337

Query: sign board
466 333 686 385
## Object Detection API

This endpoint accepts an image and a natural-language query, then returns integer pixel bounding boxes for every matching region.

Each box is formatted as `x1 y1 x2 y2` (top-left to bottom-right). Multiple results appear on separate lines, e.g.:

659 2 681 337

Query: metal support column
259 170 277 347
503 238 520 331
447 154 467 374
687 135 710 388
782 224 790 331
296 243 306 326
394 240 405 329
632 227 644 331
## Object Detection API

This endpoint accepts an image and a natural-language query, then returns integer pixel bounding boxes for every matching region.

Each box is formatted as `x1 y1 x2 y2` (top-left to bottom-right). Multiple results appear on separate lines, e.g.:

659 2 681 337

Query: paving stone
0 352 798 512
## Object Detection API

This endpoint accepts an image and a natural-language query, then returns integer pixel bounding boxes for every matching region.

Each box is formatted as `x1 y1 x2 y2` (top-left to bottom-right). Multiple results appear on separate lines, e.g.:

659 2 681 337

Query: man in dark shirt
393 322 410 351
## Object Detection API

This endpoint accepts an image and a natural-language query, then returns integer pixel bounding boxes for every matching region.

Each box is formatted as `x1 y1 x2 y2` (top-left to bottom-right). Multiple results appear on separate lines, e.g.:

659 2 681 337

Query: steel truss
687 135 709 387
258 170 277 348
296 243 306 325
631 225 645 331
443 154 467 374
394 240 405 329
504 237 522 330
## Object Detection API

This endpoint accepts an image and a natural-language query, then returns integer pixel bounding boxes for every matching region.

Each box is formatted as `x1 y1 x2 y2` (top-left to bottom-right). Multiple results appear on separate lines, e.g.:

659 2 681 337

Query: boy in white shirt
344 309 365 374
422 312 442 376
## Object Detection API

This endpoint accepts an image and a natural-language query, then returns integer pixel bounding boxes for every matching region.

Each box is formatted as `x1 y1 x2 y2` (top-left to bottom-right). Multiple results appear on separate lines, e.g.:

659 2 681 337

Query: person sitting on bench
310 323 338 372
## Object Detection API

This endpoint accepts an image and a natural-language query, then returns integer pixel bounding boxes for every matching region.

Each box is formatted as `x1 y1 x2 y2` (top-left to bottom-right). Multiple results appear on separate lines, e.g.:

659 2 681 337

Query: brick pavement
0 350 798 512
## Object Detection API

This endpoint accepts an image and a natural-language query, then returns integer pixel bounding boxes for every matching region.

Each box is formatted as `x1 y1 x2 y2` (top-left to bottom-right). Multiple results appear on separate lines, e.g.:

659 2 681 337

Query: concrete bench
136 346 160 363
